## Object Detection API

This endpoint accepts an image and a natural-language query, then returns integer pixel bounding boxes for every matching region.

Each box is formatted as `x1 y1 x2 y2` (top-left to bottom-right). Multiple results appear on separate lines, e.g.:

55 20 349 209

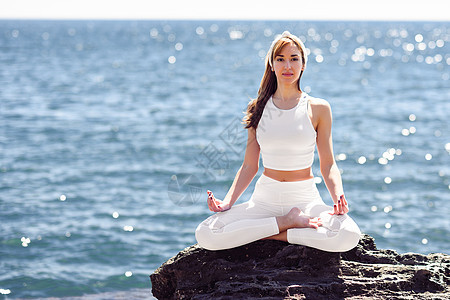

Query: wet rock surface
150 234 450 299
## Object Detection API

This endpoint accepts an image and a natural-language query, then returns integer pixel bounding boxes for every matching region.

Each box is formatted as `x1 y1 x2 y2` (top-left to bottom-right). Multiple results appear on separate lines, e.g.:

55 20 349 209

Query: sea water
0 20 449 299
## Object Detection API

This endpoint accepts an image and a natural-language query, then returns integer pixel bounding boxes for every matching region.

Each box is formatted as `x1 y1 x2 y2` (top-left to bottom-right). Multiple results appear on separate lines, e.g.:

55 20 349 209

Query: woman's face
272 42 304 86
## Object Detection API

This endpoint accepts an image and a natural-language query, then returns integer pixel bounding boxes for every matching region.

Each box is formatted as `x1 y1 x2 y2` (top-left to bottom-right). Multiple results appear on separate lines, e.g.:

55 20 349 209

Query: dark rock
150 234 450 299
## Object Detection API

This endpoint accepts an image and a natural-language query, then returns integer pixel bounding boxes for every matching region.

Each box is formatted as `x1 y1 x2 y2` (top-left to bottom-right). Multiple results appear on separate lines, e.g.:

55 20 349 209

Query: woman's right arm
208 127 260 211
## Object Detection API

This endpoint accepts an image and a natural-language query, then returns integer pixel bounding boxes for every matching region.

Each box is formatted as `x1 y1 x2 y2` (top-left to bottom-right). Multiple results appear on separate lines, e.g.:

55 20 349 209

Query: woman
195 31 361 252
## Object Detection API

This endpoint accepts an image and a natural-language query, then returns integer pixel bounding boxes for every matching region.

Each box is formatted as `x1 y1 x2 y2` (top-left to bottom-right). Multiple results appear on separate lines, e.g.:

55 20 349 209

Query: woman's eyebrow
275 54 299 57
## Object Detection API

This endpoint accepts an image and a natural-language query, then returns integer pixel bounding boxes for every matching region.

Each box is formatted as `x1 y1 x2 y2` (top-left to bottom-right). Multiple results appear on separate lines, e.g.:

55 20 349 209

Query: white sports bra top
256 93 317 171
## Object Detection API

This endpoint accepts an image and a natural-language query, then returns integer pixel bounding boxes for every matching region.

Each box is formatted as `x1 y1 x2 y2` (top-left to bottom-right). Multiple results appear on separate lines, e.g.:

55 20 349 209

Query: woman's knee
332 219 361 251
329 215 361 251
195 223 212 249
336 227 361 251
195 222 224 251
316 219 361 252
195 225 209 249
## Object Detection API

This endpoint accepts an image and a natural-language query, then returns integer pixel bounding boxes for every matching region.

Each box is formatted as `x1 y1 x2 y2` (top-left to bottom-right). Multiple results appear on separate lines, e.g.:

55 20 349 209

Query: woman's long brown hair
242 32 307 129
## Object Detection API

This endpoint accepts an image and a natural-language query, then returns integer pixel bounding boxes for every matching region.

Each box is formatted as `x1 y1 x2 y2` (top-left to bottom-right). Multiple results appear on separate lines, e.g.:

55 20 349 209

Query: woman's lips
282 73 293 76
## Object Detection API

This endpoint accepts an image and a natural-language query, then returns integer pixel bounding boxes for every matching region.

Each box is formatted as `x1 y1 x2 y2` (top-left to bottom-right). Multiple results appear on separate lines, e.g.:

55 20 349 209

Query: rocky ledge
150 234 449 299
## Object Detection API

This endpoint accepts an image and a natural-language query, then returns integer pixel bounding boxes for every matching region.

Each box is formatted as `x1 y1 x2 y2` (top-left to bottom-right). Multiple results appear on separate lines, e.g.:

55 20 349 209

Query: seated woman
195 31 361 252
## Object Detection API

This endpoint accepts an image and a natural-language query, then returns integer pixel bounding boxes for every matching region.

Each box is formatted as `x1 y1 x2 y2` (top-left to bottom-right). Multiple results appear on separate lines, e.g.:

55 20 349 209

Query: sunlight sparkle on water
258 49 266 58
378 157 388 165
123 226 134 232
175 42 183 51
196 27 204 35
422 238 428 245
384 205 393 213
168 56 176 64
0 289 11 295
379 49 393 57
371 205 377 212
425 56 434 64
417 42 427 51
336 153 347 161
264 28 273 37
210 24 219 32
382 149 395 161
403 43 415 52
229 30 244 40
434 54 443 63
112 212 119 218
384 177 392 184
425 153 433 161
357 156 367 164
401 128 410 136
150 28 158 38
21 237 31 247
363 61 371 70
385 222 392 229
125 271 133 277
167 34 175 42
415 34 424 43
60 195 66 201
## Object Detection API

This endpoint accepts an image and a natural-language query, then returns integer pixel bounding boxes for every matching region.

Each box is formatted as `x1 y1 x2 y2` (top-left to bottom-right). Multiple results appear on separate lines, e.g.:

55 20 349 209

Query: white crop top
256 93 317 171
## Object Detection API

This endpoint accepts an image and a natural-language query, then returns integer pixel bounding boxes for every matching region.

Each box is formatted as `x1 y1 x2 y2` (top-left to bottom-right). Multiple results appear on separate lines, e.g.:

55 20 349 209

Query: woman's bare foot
276 207 322 231
287 207 322 229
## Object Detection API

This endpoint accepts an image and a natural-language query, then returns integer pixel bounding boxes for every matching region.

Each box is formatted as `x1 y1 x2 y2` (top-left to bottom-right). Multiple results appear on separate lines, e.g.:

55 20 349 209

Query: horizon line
1 17 449 22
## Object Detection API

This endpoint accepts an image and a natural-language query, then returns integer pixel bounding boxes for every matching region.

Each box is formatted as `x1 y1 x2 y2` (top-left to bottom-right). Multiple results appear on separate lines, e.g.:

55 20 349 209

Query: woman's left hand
329 195 349 215
207 190 231 212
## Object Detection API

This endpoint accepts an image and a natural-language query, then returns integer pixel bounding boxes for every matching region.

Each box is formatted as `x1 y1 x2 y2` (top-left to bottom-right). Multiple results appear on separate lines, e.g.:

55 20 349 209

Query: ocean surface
0 20 449 299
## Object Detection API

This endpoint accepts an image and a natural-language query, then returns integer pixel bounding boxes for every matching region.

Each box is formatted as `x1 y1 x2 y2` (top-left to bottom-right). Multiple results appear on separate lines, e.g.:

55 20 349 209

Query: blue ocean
0 20 449 299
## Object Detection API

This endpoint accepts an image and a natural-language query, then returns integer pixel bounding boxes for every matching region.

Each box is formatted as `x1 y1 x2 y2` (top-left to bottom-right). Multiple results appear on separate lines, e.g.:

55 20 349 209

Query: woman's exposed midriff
263 167 314 182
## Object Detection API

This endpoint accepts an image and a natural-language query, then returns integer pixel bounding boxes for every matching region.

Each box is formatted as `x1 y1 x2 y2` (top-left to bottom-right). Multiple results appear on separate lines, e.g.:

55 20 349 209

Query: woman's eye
276 58 284 61
292 58 299 61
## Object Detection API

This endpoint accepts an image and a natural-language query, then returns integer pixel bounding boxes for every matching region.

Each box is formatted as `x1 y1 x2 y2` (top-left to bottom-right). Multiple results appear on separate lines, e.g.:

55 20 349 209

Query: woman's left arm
313 99 349 214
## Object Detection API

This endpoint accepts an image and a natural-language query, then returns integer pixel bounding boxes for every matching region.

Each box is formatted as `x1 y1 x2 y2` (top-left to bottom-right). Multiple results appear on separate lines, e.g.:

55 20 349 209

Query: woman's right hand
329 195 349 215
207 190 231 212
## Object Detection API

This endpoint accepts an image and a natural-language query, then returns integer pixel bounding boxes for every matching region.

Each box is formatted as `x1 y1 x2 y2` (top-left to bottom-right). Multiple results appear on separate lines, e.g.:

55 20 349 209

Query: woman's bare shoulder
309 95 330 108
309 96 332 116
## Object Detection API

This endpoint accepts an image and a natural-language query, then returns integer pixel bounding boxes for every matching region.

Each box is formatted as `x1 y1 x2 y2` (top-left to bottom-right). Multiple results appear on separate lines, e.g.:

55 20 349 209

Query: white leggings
195 173 361 252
